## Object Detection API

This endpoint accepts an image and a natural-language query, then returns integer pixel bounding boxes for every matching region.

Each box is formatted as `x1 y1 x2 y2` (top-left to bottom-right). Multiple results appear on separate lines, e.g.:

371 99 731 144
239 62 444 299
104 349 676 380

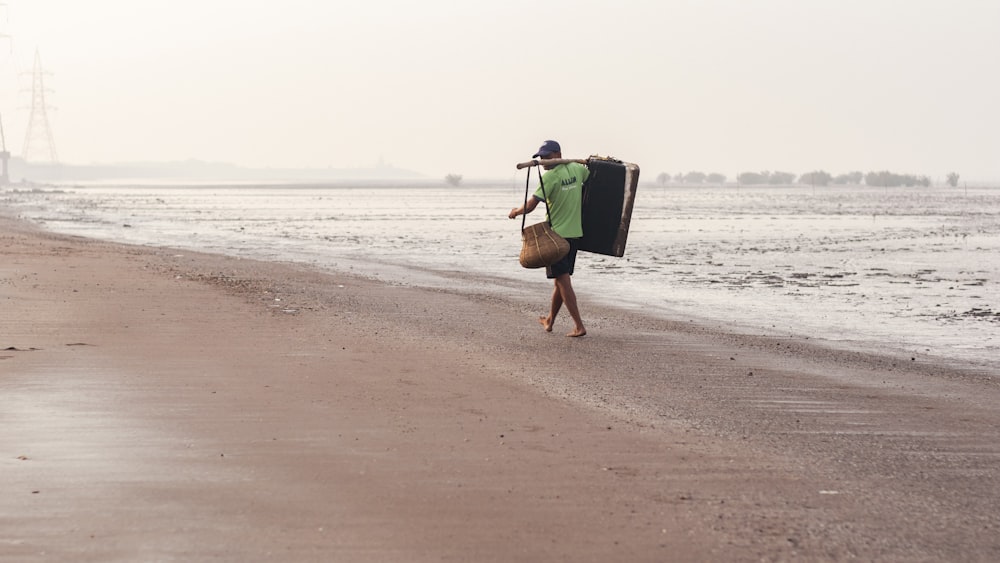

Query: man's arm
509 195 542 219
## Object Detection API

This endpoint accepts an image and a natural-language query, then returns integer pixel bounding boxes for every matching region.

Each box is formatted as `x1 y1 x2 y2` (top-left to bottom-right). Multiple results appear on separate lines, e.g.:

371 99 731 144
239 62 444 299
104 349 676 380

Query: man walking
508 140 589 337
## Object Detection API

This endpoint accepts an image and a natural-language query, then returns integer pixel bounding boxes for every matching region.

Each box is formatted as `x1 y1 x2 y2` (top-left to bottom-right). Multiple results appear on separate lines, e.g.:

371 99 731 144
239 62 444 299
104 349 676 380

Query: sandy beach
3 213 1000 562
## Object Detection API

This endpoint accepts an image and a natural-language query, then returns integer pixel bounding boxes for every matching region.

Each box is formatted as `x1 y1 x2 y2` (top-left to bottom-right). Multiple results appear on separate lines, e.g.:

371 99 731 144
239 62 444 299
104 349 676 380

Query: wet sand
3 214 1000 562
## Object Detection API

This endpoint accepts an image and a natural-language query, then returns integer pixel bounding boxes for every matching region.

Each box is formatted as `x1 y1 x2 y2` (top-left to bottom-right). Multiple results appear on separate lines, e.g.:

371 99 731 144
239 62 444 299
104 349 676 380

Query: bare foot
566 328 587 338
538 316 553 332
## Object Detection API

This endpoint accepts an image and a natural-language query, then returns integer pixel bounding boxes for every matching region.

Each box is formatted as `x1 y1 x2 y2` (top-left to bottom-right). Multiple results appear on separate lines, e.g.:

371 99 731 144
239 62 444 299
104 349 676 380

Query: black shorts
546 238 580 279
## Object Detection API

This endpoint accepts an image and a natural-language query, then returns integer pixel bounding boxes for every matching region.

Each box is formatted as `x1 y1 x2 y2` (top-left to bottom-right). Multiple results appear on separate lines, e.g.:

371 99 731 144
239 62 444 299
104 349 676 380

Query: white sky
0 0 997 180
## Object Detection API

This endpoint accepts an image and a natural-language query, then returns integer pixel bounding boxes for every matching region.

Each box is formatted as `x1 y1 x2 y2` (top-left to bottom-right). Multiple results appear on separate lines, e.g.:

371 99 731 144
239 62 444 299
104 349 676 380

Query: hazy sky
1 0 998 180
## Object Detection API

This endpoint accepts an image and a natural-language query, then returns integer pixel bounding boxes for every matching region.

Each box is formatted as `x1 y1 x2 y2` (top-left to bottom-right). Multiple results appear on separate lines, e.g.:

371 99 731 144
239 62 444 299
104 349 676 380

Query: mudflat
2 215 999 562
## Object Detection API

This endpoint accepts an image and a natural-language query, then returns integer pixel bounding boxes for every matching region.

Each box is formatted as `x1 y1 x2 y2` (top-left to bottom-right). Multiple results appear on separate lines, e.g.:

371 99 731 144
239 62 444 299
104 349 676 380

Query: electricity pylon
0 3 8 181
22 48 57 163
0 2 9 55
0 112 9 185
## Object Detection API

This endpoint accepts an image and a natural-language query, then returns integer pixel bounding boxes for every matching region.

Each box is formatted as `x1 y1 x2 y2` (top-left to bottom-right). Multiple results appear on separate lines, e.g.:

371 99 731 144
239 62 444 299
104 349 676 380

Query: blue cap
532 140 561 159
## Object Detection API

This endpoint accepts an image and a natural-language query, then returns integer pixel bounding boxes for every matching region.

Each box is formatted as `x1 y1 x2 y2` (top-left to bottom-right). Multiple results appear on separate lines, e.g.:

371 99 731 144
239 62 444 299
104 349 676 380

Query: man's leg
540 282 564 332
553 273 586 337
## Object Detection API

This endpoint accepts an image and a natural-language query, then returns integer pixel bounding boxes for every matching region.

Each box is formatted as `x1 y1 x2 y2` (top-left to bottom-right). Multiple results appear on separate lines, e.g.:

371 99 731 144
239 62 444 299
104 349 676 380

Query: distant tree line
737 171 796 185
656 171 727 185
655 169 961 187
862 171 931 188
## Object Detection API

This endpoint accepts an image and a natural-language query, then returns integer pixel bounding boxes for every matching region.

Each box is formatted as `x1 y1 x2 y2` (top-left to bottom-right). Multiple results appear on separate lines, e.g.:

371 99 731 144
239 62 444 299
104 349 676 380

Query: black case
578 158 640 257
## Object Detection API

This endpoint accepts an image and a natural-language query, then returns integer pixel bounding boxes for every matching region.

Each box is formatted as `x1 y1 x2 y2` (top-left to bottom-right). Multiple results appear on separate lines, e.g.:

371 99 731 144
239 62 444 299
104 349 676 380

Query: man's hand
508 207 521 219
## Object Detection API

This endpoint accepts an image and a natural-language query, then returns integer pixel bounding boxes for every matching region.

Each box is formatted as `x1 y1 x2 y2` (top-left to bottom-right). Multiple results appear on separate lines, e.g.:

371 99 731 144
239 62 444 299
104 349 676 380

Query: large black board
578 158 639 257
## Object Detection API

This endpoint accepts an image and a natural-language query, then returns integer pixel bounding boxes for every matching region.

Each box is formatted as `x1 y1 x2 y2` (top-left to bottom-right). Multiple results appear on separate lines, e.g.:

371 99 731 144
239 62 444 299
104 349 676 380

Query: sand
2 213 1000 562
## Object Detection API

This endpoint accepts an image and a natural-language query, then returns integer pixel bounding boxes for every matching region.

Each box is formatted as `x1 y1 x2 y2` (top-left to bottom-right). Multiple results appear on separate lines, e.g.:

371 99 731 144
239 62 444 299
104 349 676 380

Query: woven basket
519 221 570 269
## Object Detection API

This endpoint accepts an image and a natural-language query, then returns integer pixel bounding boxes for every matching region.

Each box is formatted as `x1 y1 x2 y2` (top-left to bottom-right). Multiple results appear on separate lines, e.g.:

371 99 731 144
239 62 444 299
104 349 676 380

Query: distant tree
673 173 684 182
738 171 768 185
683 171 706 184
833 171 864 185
445 173 462 187
864 171 927 188
768 171 796 185
946 172 960 187
799 170 832 186
656 172 670 186
706 173 727 184
866 171 893 187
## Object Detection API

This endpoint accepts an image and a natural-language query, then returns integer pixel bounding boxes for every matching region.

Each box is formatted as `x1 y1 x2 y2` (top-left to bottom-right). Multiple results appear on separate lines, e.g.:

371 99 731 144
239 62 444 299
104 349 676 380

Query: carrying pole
516 158 588 170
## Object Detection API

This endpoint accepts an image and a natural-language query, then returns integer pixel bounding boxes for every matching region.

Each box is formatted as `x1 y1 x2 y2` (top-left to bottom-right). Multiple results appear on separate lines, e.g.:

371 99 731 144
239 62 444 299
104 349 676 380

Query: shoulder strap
521 165 552 231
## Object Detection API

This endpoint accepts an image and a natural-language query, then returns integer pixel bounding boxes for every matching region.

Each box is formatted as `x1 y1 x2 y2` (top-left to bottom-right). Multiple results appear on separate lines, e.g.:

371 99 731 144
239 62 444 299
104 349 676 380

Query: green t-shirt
533 162 590 239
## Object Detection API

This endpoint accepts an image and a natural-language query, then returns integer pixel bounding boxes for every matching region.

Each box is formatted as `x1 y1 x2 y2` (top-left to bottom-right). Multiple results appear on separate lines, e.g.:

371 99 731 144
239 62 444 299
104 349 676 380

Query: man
508 140 590 337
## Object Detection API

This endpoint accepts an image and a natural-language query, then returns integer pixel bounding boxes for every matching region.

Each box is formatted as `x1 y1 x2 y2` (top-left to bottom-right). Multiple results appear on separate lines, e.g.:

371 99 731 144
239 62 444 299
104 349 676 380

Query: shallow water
5 181 998 369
